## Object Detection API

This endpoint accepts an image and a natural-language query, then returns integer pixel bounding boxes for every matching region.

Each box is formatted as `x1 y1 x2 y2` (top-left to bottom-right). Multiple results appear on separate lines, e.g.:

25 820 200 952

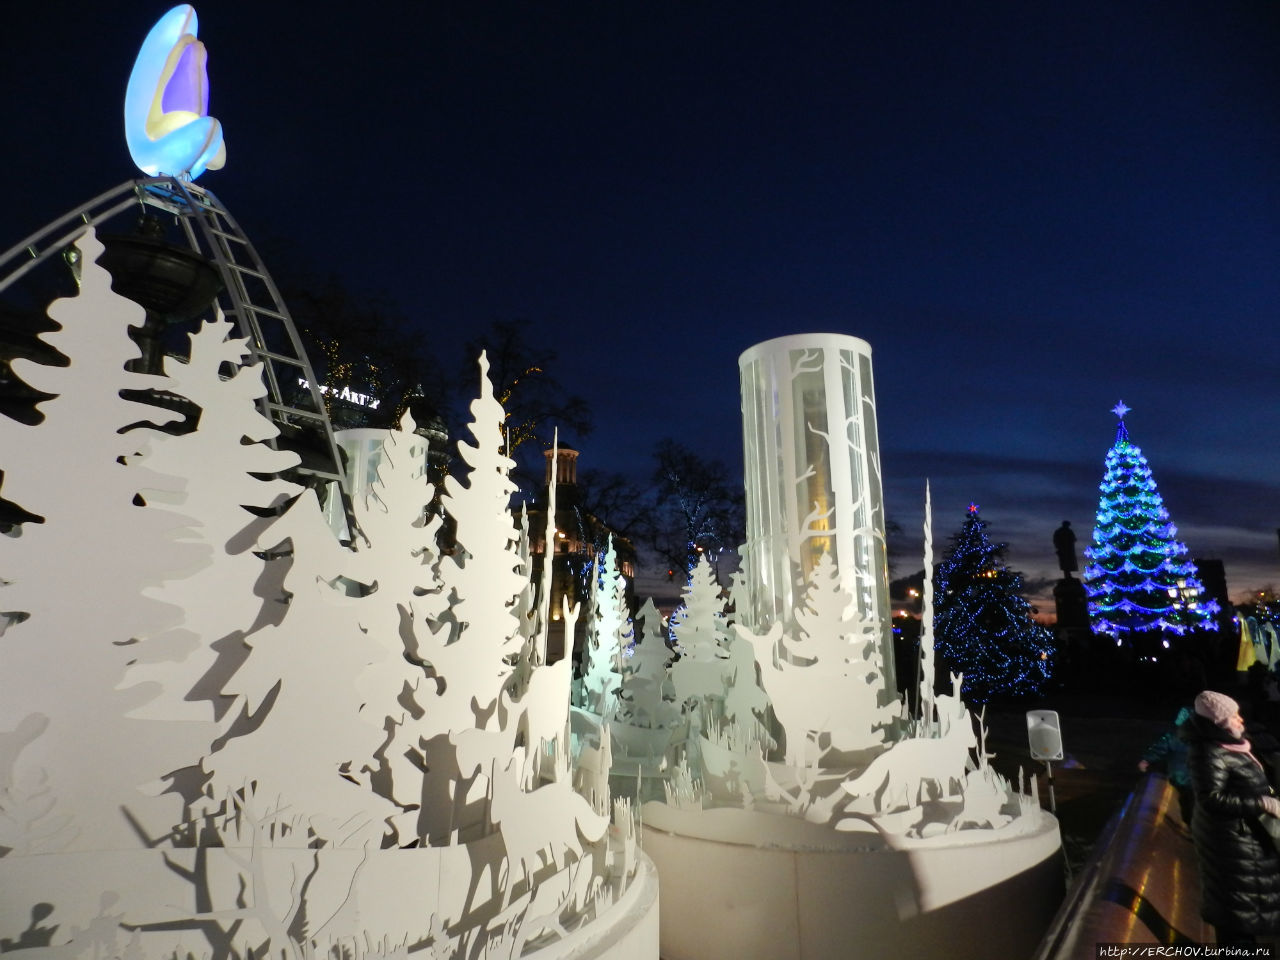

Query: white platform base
0 847 660 960
642 804 1063 960
536 851 660 960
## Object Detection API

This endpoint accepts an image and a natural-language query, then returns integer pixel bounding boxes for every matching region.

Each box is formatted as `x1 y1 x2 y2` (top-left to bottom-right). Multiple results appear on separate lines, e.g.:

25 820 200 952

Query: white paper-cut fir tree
426 360 607 908
531 433 560 667
198 487 396 847
795 551 898 753
0 228 640 954
426 351 525 731
0 714 72 855
720 625 772 745
563 537 627 829
617 598 679 731
495 434 574 789
0 227 212 850
687 580 773 807
395 353 529 844
512 503 538 649
726 561 751 621
917 481 938 736
720 555 775 746
579 534 602 660
121 314 304 731
579 537 630 719
341 412 448 816
668 555 730 715
739 550 897 766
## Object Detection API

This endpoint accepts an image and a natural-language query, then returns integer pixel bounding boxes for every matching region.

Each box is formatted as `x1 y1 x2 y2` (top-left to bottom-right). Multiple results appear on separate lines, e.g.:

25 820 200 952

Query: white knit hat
1194 690 1239 728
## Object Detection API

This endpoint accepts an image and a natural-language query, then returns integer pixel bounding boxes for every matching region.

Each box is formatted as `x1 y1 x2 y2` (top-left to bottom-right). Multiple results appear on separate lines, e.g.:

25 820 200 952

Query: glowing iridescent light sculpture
738 333 894 685
124 5 226 179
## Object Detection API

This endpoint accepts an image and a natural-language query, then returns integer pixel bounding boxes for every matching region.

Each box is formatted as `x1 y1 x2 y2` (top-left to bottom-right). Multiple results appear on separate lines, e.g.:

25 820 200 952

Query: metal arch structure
0 176 347 491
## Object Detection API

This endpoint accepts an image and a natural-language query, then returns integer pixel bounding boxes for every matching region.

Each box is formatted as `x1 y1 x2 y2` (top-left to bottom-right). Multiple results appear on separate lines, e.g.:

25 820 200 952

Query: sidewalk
981 693 1176 873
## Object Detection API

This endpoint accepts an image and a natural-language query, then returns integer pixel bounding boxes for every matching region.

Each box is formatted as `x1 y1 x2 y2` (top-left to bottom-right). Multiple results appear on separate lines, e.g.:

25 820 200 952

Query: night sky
3 1 1279 608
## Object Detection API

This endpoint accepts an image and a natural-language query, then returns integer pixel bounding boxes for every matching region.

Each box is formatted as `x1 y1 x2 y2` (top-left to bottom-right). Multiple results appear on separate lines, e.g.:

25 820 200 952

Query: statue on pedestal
1053 520 1078 578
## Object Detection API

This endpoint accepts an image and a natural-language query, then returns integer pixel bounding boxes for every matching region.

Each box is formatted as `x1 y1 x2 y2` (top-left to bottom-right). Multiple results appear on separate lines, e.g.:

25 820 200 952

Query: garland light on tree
1082 401 1217 649
933 503 1054 704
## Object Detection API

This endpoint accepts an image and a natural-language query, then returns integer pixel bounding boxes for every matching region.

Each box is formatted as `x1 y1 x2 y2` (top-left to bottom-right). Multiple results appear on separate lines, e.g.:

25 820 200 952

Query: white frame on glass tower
738 333 892 685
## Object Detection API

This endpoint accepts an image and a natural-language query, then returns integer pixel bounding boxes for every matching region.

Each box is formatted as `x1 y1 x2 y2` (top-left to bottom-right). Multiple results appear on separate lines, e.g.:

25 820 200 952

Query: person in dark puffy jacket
1182 690 1280 945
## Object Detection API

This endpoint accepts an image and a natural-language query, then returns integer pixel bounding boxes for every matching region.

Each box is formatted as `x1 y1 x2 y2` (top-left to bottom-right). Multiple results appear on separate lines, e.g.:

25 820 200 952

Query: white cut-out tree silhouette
530 434 560 667
669 556 730 716
0 230 641 957
198 486 396 848
579 537 630 719
431 352 525 726
494 443 574 789
0 227 211 850
340 413 448 819
420 356 608 906
739 550 897 766
512 503 538 650
617 598 678 731
0 714 69 855
720 622 772 745
917 481 938 735
393 352 528 845
123 314 304 734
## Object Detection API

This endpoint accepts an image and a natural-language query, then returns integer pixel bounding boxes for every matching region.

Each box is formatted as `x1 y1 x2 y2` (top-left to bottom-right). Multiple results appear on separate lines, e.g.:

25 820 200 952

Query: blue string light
932 505 1054 703
1083 404 1217 651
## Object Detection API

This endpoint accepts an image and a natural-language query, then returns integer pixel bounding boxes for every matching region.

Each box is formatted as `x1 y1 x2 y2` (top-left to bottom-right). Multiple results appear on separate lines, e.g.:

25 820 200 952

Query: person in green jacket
1138 705 1194 822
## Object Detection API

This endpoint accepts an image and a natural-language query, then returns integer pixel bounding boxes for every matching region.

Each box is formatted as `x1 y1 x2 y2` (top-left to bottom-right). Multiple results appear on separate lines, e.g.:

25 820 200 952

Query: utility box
1027 710 1064 761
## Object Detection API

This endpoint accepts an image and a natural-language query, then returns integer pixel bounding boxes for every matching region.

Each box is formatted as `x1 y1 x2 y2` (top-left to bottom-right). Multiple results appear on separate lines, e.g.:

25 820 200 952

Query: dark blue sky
3 1 1279 606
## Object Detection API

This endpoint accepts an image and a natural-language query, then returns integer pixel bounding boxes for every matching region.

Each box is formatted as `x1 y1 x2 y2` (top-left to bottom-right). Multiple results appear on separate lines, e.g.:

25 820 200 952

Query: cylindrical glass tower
738 334 893 684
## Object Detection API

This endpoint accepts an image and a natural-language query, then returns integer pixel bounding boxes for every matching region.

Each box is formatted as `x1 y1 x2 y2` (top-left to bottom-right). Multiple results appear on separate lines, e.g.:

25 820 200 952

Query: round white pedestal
532 851 661 960
642 804 1063 960
0 847 661 959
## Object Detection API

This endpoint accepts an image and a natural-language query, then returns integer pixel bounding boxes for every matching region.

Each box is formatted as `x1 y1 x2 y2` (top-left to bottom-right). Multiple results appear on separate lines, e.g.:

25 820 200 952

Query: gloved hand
1260 795 1280 818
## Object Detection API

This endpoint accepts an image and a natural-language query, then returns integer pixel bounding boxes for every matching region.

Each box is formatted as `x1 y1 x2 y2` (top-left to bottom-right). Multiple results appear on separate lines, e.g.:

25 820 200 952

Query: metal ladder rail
137 180 294 408
143 179 346 487
0 180 143 294
0 178 354 527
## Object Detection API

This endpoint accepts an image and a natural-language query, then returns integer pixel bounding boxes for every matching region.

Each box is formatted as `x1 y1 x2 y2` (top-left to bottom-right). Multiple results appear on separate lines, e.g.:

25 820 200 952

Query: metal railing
1033 775 1211 959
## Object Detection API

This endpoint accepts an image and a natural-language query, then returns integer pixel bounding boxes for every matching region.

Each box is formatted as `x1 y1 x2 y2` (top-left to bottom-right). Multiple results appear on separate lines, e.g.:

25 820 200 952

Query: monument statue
1053 520 1078 576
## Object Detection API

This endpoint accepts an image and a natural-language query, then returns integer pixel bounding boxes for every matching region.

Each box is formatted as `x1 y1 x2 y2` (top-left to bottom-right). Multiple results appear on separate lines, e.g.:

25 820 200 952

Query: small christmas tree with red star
933 503 1055 703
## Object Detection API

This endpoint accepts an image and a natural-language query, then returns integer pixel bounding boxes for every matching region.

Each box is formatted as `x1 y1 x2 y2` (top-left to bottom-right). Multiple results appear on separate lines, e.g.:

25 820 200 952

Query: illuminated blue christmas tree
1083 402 1217 649
933 504 1054 703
